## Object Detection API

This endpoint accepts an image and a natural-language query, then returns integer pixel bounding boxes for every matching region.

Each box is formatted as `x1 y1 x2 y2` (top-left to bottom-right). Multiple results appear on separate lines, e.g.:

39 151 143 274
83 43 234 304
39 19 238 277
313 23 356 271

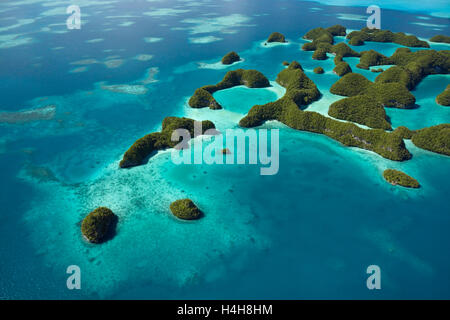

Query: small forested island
312 48 328 60
411 124 450 156
238 61 412 161
393 126 414 139
371 68 384 73
333 61 352 76
81 207 118 243
170 199 202 220
267 32 287 43
330 73 372 96
282 61 290 66
221 51 241 65
346 27 430 47
436 85 450 106
373 48 449 90
383 169 420 188
120 117 216 168
357 50 391 69
189 69 270 109
430 34 450 43
313 66 324 74
329 73 416 129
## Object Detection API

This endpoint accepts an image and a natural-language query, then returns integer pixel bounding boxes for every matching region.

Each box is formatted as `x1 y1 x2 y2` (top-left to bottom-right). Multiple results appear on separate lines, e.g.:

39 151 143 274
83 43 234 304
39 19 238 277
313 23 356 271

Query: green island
333 61 352 76
392 126 414 139
411 124 450 156
374 48 450 90
120 117 216 168
313 66 324 74
170 199 202 220
383 169 420 188
189 69 270 109
430 35 450 44
302 25 361 64
81 207 118 244
371 68 384 73
238 62 411 161
436 84 450 106
267 32 287 43
312 48 328 60
282 61 290 66
222 51 241 65
357 50 391 69
328 73 416 129
346 27 430 47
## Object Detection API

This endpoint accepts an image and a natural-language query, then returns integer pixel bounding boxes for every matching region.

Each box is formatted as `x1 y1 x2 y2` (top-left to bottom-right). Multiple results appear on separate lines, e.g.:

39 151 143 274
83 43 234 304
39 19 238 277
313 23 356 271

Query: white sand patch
189 36 222 44
86 38 104 44
180 14 254 35
143 8 190 17
198 58 244 70
134 54 154 61
144 37 163 43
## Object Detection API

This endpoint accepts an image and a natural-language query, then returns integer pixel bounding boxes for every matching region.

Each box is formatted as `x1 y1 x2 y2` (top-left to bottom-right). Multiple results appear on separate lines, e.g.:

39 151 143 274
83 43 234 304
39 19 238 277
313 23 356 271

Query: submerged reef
313 67 324 74
238 62 411 161
81 207 118 244
383 169 420 188
346 28 430 47
329 73 416 129
267 32 286 43
170 199 202 220
189 69 270 109
222 51 241 65
411 124 450 156
429 35 450 44
0 105 56 124
436 85 450 106
120 117 216 168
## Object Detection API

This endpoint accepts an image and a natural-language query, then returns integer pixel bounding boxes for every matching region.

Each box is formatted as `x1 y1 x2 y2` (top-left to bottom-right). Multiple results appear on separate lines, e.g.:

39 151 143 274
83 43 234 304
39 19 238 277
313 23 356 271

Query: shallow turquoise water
0 0 449 299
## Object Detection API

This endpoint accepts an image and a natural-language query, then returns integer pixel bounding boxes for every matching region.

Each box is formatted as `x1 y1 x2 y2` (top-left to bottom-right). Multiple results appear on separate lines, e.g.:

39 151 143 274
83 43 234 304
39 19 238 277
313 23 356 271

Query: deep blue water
0 0 449 299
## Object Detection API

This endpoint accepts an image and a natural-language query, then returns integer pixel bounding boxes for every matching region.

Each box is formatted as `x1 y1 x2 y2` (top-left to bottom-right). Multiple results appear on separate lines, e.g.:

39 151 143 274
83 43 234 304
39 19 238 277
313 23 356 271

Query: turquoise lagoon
0 0 449 299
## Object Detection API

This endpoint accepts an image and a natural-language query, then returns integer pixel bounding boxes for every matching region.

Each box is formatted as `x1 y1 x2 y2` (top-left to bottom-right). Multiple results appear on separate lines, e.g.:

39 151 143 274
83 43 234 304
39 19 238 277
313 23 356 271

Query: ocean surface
0 0 449 299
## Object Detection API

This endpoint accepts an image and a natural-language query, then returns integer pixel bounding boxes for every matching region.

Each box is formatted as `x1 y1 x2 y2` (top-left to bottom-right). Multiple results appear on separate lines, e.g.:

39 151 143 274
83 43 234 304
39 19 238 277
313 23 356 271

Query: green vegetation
393 126 414 139
81 207 118 243
312 48 328 60
430 35 450 43
267 32 286 43
411 124 450 156
170 199 202 220
346 28 430 47
383 169 420 188
375 48 450 90
328 73 416 128
120 117 216 168
282 61 290 66
357 50 391 69
330 73 372 96
313 67 324 74
436 84 450 106
189 69 270 109
330 43 360 57
329 95 391 130
189 88 222 110
331 73 416 107
221 51 240 65
238 64 411 161
333 61 352 76
371 68 384 73
302 25 347 52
